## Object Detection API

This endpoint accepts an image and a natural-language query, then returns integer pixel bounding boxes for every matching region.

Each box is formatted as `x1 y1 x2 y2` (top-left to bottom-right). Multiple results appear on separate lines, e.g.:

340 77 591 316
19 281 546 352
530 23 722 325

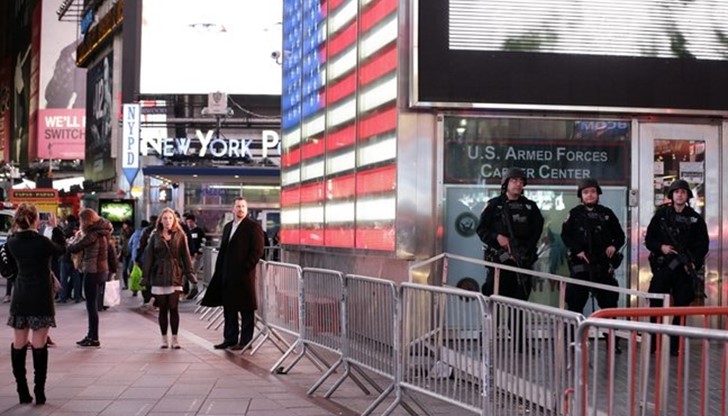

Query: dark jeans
84 272 108 340
121 255 131 289
59 260 82 302
223 308 255 345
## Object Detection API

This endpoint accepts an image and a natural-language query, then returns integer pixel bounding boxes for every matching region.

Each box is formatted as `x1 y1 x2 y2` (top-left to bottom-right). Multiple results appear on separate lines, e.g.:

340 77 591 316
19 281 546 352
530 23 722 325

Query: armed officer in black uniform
561 178 625 315
645 179 709 355
477 167 544 301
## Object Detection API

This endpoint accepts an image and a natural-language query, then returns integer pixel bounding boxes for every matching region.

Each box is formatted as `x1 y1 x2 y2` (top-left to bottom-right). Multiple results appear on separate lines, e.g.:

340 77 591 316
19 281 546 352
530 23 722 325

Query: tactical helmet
500 167 528 190
577 178 602 199
667 179 693 200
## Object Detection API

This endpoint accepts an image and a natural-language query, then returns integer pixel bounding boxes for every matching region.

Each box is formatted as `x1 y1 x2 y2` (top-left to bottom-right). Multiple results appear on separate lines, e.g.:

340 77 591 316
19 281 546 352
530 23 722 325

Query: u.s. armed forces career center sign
445 139 628 185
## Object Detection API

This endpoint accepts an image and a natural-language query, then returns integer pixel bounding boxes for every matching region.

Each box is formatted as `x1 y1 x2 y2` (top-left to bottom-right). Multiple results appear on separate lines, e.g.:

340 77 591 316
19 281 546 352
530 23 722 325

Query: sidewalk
0 282 353 416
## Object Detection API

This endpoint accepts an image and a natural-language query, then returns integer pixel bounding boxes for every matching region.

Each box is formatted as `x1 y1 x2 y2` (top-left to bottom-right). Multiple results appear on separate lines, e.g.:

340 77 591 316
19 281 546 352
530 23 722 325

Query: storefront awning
142 166 280 185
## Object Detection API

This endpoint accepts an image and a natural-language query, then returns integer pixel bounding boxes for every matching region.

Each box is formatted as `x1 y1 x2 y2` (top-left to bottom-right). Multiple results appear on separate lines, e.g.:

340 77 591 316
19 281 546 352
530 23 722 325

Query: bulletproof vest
574 208 612 253
501 200 532 240
663 210 699 247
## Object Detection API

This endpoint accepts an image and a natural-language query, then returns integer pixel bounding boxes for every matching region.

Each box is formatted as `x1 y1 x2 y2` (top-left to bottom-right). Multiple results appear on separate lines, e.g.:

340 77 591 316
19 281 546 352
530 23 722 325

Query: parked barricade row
189 254 714 416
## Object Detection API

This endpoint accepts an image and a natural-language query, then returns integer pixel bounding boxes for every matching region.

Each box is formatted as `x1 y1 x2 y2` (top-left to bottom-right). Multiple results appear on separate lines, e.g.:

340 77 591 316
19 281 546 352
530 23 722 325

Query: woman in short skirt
6 203 65 405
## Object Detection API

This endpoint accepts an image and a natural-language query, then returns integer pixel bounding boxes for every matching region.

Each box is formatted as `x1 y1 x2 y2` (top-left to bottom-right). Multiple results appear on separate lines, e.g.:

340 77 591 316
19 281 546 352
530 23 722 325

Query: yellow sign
9 189 59 214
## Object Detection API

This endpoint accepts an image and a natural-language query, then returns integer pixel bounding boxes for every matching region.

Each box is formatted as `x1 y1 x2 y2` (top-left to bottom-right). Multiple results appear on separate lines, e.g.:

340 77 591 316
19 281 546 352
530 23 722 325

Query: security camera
271 51 281 60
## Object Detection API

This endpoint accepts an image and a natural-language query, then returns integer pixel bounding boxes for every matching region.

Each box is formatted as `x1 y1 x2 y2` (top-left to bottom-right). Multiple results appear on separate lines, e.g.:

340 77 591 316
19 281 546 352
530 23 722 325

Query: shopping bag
103 279 121 307
129 264 143 292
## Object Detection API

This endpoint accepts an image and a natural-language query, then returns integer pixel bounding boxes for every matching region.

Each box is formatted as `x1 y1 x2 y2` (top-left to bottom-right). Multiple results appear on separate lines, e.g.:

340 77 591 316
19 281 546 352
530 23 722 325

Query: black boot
10 343 33 404
32 346 48 405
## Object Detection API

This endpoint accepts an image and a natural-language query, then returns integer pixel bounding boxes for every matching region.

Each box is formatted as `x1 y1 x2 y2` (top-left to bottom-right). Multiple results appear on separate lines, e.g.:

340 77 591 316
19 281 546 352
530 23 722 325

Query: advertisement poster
37 0 86 160
12 6 32 167
85 53 114 182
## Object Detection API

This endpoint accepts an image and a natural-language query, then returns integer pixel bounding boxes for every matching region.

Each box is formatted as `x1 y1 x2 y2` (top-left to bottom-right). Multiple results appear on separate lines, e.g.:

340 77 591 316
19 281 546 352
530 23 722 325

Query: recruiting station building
280 0 728 312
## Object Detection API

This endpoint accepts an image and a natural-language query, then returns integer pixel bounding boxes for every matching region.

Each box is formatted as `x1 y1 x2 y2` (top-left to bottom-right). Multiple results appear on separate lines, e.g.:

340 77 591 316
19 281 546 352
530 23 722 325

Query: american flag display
280 0 398 250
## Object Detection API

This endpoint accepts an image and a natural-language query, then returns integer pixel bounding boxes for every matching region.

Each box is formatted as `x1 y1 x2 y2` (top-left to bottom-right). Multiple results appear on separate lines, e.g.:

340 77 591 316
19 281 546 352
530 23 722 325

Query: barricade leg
252 326 292 355
312 360 373 398
308 358 344 395
270 340 328 374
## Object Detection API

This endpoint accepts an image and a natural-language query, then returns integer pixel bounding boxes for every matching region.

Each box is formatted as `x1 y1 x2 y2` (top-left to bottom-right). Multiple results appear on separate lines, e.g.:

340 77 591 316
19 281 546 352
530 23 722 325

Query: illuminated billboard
279 0 399 251
37 1 86 160
417 0 728 112
139 0 282 95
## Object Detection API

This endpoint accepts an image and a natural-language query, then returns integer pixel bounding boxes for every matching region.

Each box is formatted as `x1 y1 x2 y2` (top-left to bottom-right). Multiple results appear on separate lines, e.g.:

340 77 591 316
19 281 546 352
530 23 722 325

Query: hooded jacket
67 217 113 274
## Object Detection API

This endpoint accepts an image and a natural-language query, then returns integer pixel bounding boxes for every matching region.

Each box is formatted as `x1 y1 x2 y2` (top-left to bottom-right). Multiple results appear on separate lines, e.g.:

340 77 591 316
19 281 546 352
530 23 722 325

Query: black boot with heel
32 346 48 405
10 343 33 404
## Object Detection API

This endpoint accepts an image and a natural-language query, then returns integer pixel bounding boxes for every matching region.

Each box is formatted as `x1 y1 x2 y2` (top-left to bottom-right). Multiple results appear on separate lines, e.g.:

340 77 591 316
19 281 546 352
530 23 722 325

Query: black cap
577 178 602 199
667 179 693 200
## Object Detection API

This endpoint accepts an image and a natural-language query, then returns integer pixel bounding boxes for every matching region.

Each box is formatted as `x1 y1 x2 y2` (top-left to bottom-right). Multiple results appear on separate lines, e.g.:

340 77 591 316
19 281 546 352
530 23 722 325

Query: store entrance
635 123 721 311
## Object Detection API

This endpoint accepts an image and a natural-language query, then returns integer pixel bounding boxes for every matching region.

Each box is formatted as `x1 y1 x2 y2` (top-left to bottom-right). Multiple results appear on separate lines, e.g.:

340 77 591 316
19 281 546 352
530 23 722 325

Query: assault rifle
658 218 704 299
572 223 623 275
500 202 531 293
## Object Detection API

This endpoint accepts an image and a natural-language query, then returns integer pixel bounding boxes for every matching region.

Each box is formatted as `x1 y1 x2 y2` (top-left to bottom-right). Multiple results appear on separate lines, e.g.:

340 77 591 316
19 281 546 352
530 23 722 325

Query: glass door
636 123 720 309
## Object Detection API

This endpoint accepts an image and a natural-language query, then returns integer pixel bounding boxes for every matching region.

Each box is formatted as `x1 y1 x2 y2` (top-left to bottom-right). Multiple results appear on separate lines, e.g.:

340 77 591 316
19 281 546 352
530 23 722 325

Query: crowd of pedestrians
0 198 269 406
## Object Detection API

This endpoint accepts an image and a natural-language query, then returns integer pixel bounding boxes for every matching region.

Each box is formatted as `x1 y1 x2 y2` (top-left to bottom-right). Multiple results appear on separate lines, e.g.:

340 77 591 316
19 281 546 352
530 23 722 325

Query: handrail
592 306 728 319
409 252 668 301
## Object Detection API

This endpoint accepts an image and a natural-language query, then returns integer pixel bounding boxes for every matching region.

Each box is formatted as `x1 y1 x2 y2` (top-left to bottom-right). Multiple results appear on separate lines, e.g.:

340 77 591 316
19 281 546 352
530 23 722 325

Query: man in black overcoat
202 197 265 350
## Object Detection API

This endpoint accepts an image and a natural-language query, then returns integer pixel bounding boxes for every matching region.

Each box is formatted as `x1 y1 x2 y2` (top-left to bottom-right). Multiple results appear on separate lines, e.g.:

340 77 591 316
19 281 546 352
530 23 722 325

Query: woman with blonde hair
67 208 113 348
6 203 65 405
142 208 196 349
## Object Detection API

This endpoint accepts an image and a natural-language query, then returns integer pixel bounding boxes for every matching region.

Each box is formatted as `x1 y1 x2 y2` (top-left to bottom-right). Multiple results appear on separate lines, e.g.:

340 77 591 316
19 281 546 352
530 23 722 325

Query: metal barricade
264 262 327 374
201 246 218 286
264 245 281 261
574 307 728 416
489 295 583 415
400 282 489 416
276 268 345 376
191 246 221 324
309 274 420 416
243 261 290 356
408 253 668 311
304 270 376 401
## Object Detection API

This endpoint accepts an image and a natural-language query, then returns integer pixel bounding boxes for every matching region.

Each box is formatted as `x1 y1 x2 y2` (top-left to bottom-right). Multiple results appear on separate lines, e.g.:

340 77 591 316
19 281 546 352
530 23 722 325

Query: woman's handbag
103 278 121 307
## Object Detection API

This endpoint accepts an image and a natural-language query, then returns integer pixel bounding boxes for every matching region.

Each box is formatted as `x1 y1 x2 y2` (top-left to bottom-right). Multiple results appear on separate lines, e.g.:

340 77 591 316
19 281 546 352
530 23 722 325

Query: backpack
0 243 18 278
